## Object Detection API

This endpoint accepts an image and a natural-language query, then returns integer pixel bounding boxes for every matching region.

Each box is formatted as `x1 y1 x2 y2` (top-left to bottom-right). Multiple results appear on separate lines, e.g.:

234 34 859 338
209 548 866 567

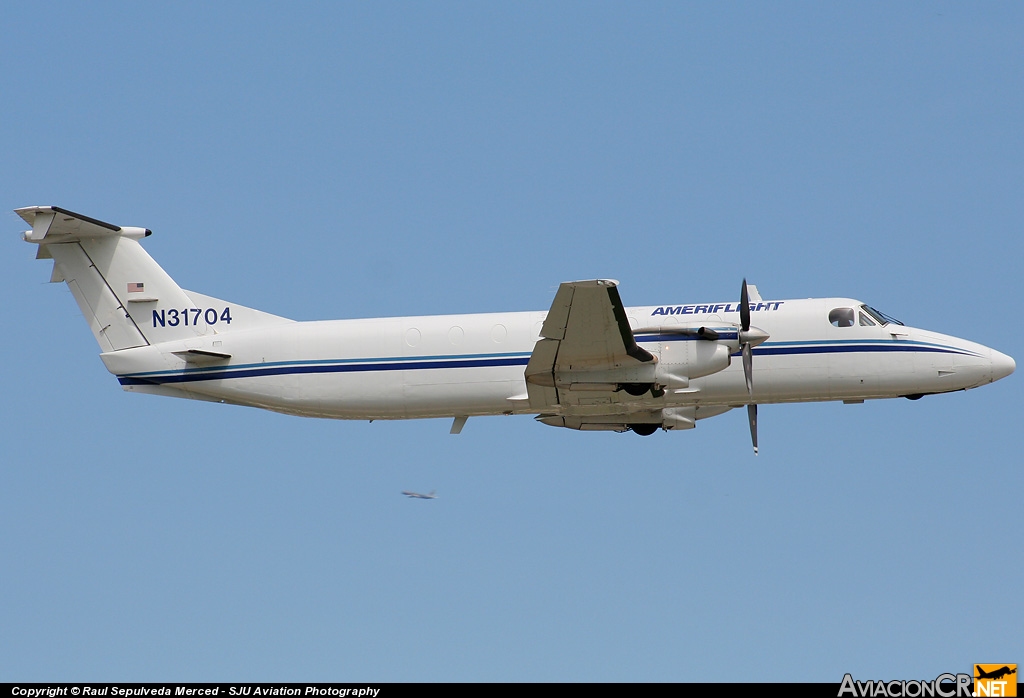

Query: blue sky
1 2 1020 681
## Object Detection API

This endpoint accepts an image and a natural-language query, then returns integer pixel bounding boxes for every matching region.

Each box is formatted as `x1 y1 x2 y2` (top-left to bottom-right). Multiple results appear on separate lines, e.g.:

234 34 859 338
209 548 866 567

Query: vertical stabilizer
17 206 288 352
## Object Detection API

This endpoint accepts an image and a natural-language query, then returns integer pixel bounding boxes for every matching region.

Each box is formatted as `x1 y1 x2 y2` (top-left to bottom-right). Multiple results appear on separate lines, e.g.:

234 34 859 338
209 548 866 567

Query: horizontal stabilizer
17 206 150 243
172 349 232 363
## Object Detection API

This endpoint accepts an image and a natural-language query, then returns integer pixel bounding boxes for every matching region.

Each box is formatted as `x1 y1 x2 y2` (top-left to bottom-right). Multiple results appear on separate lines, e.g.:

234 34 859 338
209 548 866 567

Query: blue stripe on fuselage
119 354 532 386
116 340 979 386
743 344 977 357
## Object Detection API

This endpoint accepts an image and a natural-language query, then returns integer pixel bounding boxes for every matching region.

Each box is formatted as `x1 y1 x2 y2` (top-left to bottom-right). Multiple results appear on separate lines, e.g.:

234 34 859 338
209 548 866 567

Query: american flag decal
128 282 145 293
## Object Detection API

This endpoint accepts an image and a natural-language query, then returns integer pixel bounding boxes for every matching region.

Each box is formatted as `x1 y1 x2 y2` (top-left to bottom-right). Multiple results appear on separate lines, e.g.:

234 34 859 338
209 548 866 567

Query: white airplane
402 490 438 500
17 206 1015 454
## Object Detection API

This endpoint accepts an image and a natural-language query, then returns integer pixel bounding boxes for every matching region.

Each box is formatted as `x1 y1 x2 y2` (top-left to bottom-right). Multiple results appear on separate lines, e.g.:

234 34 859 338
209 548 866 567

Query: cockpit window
861 304 904 326
829 307 855 328
859 312 876 327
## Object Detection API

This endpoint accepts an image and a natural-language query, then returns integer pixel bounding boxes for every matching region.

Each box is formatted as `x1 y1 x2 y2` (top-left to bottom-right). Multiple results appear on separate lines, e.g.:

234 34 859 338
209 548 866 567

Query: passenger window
829 307 855 328
859 312 876 327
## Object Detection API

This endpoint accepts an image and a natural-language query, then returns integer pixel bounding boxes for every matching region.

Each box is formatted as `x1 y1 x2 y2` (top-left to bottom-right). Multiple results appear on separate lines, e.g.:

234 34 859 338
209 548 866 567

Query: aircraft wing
526 280 654 409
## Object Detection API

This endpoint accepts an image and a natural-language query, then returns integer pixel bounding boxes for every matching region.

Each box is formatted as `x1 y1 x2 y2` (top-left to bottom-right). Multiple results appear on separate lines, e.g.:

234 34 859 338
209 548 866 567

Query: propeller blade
741 279 759 454
742 341 753 396
739 278 751 333
747 403 758 455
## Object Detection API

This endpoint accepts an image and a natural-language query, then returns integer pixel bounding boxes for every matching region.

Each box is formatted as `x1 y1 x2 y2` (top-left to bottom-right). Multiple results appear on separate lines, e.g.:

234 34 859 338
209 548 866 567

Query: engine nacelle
658 339 732 382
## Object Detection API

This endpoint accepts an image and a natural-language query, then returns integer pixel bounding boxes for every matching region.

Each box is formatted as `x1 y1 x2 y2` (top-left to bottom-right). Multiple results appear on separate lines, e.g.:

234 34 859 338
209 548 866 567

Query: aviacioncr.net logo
839 673 973 698
974 665 1017 697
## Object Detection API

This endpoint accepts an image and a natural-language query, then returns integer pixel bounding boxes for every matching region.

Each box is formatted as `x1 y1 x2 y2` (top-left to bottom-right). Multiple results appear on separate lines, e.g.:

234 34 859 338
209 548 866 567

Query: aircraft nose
990 349 1015 382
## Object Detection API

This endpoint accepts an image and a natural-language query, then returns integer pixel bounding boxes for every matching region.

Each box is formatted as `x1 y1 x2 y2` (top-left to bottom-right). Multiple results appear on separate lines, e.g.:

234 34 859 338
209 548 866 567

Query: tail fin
18 206 289 352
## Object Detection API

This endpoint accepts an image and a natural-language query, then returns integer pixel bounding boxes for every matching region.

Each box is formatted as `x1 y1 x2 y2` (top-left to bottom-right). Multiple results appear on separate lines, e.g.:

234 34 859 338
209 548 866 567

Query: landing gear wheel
622 383 654 396
630 424 658 436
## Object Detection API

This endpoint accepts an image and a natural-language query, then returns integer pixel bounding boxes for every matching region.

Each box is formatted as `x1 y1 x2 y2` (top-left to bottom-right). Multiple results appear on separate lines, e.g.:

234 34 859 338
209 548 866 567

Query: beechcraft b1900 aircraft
17 206 1015 453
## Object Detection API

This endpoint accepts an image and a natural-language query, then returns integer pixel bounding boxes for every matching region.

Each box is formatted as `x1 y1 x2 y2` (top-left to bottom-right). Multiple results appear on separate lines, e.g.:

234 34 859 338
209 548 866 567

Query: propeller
637 280 768 454
748 404 758 456
738 279 769 455
739 279 753 395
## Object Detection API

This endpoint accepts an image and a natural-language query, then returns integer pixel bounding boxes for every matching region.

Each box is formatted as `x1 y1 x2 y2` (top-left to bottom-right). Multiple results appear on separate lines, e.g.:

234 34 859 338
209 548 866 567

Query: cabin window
829 307 855 328
859 312 877 327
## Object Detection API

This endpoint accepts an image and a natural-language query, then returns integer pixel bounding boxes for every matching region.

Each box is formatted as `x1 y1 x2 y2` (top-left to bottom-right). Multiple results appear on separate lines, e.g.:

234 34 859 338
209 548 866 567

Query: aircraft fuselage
101 298 1013 421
